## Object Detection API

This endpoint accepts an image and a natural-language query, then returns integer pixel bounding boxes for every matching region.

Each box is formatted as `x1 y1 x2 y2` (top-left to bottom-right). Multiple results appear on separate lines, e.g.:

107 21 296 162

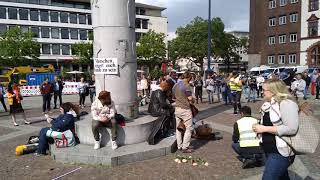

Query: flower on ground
192 163 198 166
204 162 209 166
182 159 187 163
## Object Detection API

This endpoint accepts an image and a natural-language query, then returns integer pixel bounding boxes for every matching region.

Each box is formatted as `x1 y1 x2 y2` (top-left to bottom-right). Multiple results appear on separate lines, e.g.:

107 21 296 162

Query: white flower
204 162 209 166
177 159 181 163
174 158 179 163
188 156 192 159
192 163 198 166
182 159 187 163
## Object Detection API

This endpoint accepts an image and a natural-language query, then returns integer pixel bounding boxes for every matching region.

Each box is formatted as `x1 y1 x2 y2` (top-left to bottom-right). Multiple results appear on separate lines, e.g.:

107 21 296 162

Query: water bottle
15 143 39 156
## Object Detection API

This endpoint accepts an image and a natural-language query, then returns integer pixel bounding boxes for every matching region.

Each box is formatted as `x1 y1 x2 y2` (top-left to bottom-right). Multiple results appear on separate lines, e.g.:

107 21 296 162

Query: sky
136 0 250 40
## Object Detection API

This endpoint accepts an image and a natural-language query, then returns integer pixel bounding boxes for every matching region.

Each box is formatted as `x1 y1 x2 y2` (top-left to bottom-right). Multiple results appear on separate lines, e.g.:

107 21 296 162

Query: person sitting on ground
91 91 118 150
37 102 76 155
232 106 264 169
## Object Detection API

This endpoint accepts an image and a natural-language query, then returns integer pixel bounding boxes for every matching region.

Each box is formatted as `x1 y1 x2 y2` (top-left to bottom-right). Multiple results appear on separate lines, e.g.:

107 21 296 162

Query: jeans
231 91 241 113
207 90 214 104
175 107 193 150
243 86 249 99
248 88 257 102
42 94 51 112
262 153 295 180
79 93 86 106
92 119 118 141
53 92 62 108
90 91 96 103
37 127 53 155
232 143 263 161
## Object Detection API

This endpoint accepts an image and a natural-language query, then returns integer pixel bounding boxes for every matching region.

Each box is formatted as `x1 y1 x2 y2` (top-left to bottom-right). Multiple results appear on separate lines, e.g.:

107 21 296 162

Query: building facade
249 0 301 66
300 0 320 67
0 0 167 71
228 31 249 63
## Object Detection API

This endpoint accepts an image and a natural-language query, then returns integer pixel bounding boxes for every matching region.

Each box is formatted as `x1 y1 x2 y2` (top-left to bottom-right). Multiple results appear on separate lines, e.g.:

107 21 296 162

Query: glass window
88 30 93 40
280 0 287 6
8 8 17 20
70 29 78 40
61 44 70 55
42 44 50 54
290 33 297 42
268 36 276 45
19 9 28 20
40 10 49 22
50 11 59 22
79 14 86 24
135 18 141 28
51 27 59 39
0 24 7 34
41 27 50 38
60 12 68 23
17 0 28 3
52 44 60 55
61 28 69 39
268 55 275 64
30 9 39 21
278 55 286 64
269 17 276 26
279 15 286 25
8 25 17 30
87 14 92 25
269 0 276 9
309 0 319 11
69 13 77 24
29 0 39 4
0 7 6 19
31 26 39 38
291 0 298 3
79 30 87 40
142 19 148 29
39 0 49 5
290 13 298 23
279 34 286 44
308 21 318 37
21 26 29 33
289 54 296 64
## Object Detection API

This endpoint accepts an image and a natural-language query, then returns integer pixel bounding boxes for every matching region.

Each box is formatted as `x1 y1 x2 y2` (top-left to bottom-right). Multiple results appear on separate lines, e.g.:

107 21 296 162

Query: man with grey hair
291 73 306 102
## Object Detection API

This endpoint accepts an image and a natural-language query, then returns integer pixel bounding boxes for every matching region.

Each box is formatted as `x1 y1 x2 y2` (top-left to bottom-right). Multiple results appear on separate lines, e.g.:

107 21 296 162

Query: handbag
190 104 199 117
177 120 186 132
46 129 76 148
280 102 320 155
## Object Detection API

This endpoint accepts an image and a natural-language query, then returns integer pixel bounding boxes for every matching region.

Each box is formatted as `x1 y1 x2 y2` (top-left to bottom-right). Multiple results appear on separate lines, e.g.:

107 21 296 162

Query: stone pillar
91 0 138 119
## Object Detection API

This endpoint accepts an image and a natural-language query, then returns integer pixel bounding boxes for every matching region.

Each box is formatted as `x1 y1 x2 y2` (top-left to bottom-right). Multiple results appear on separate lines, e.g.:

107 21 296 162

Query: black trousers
0 95 7 111
79 94 86 106
195 87 203 103
316 86 320 99
54 92 62 108
42 94 51 112
231 91 241 113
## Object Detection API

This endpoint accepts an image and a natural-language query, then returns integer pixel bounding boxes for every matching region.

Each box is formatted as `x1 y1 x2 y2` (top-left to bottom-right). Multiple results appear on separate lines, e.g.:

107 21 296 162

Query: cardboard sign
94 58 118 74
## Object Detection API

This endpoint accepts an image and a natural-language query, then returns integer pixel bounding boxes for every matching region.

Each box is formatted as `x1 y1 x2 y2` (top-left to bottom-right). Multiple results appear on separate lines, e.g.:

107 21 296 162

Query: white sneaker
93 141 100 150
111 140 118 150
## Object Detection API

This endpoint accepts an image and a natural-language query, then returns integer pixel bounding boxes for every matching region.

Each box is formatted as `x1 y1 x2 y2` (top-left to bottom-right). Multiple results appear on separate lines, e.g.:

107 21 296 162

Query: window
308 21 318 37
0 24 6 34
269 17 276 26
87 14 91 25
61 44 70 55
136 32 142 42
289 54 296 64
50 11 59 22
309 0 319 11
60 12 68 23
290 13 298 23
39 0 49 5
70 29 78 39
69 13 77 24
290 33 297 42
0 7 6 19
52 44 60 55
61 28 69 39
41 44 50 54
279 15 286 25
269 36 276 45
278 55 286 64
8 8 17 20
78 14 86 24
30 9 39 21
19 9 28 20
311 46 320 65
268 55 275 64
279 34 286 44
135 18 141 28
30 26 39 38
51 27 59 39
136 7 146 15
291 0 298 3
88 30 93 40
79 29 87 40
40 10 49 22
280 0 287 6
269 0 276 8
20 26 29 33
142 19 148 29
41 27 50 38
29 0 39 4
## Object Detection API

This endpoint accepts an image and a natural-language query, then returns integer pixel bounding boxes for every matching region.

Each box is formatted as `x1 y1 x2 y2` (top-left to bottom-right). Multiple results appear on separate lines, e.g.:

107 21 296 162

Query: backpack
47 129 76 148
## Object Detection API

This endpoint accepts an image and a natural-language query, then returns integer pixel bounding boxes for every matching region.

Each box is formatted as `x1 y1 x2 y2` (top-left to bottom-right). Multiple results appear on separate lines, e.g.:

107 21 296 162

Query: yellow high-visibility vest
237 117 260 147
229 76 242 92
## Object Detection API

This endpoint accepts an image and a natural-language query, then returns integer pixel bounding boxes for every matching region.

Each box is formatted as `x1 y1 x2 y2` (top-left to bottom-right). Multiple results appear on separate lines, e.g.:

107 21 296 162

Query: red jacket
40 82 53 94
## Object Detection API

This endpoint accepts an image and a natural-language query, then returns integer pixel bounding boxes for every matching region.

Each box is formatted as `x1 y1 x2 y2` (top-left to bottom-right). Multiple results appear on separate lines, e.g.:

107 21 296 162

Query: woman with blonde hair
253 79 298 180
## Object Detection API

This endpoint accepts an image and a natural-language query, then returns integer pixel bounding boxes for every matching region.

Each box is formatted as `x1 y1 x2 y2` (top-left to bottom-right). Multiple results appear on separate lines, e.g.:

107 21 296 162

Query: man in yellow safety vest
228 72 243 114
232 106 264 169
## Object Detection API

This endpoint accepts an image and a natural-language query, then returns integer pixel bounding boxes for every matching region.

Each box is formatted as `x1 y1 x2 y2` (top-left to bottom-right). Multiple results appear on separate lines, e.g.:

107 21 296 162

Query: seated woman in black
37 102 76 155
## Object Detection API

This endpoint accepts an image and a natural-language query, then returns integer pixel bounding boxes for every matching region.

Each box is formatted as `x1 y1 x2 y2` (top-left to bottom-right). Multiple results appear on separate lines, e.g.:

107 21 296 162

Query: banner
94 58 118 74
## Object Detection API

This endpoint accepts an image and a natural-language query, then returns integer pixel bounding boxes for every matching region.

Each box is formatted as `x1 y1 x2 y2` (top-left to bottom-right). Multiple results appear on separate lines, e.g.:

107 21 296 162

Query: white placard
94 58 118 74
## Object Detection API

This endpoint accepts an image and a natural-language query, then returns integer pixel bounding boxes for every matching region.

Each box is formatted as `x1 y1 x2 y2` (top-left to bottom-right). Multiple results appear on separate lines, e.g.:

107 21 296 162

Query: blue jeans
248 88 257 102
207 90 213 104
262 153 295 180
38 127 53 155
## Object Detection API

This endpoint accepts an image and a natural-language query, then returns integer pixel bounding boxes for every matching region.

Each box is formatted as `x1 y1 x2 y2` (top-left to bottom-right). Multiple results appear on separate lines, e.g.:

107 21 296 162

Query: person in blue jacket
37 102 76 155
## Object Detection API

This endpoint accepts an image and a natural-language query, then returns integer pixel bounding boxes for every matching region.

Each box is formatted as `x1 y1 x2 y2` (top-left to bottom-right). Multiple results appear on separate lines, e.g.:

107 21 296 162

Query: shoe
242 159 256 169
93 141 100 150
14 122 19 126
24 121 31 125
233 111 238 114
111 140 118 150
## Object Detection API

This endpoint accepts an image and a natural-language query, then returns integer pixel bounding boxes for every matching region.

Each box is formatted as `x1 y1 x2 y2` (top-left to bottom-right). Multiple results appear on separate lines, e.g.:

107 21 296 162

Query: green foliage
71 41 93 65
0 27 40 67
149 68 163 80
137 30 166 68
61 67 72 80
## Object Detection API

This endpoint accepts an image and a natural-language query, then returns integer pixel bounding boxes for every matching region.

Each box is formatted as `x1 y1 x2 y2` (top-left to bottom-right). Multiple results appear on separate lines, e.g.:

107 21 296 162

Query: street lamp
207 0 212 76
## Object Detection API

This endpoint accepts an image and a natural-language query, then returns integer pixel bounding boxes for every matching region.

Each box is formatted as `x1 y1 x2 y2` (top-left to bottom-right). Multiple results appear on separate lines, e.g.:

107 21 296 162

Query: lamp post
207 0 212 76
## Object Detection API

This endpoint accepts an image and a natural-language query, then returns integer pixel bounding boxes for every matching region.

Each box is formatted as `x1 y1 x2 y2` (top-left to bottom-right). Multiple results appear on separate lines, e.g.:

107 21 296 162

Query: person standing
256 74 265 98
173 72 195 153
229 72 243 114
88 75 96 104
194 75 203 104
290 74 306 102
40 77 53 114
140 75 148 97
53 76 63 109
316 71 320 100
7 84 31 126
310 71 318 96
205 75 214 104
303 72 311 100
0 84 7 112
253 79 298 180
77 77 88 108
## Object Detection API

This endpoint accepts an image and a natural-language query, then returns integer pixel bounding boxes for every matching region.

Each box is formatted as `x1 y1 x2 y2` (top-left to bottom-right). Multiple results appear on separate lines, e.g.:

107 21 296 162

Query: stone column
91 0 138 119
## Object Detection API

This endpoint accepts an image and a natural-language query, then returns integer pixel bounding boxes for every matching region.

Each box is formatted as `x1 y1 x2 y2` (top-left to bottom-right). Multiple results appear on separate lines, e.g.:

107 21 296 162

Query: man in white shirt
291 74 306 101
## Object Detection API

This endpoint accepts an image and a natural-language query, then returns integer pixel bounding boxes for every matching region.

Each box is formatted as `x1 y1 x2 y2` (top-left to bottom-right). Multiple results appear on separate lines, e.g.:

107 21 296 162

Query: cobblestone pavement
0 94 319 179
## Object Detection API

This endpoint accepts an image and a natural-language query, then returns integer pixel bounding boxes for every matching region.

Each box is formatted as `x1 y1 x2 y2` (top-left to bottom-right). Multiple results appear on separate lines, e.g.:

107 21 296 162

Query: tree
137 30 166 69
0 27 40 67
71 41 93 65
